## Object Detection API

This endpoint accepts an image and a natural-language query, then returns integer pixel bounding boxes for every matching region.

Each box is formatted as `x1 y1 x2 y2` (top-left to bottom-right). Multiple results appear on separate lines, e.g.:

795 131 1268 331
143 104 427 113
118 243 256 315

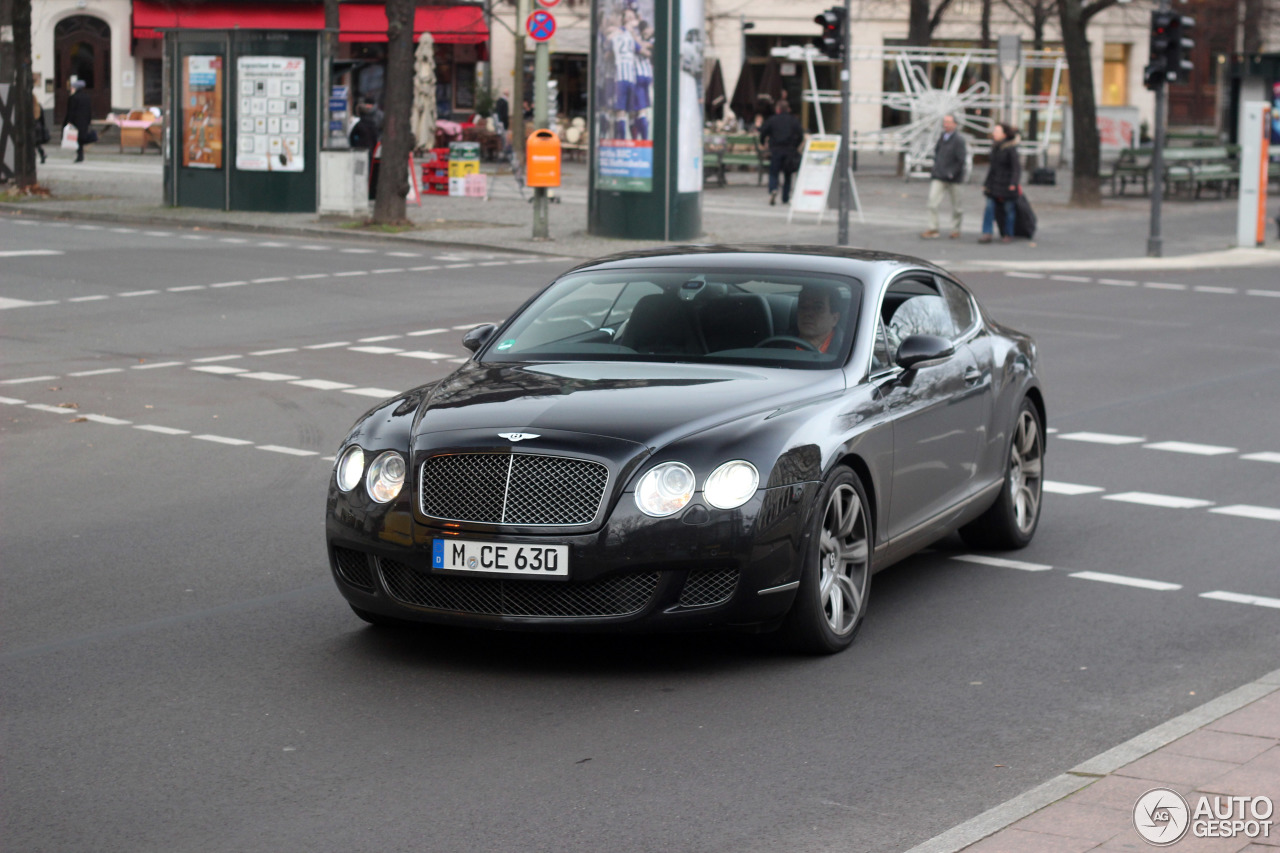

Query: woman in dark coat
979 123 1021 243
65 80 93 163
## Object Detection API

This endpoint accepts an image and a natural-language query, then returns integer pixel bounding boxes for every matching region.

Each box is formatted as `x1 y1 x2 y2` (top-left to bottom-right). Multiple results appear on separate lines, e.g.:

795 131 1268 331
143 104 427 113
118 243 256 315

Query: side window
871 316 893 370
884 276 953 352
937 277 977 337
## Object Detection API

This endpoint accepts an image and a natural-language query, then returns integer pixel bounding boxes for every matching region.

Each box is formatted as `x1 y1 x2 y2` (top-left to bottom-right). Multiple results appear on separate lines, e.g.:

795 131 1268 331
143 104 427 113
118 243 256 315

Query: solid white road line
191 365 247 375
257 445 318 456
1201 591 1280 609
1209 505 1280 522
344 387 399 398
238 372 300 381
397 351 451 360
1068 571 1181 591
193 434 255 446
290 379 354 390
1057 431 1146 445
134 424 189 435
349 346 403 354
1102 492 1214 509
1043 481 1106 495
132 361 183 370
0 249 64 258
952 554 1053 572
1143 441 1237 456
68 368 123 377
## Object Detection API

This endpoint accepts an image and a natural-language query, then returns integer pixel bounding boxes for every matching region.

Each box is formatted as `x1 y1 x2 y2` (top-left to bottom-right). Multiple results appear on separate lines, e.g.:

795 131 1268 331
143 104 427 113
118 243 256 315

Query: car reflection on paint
325 246 1045 654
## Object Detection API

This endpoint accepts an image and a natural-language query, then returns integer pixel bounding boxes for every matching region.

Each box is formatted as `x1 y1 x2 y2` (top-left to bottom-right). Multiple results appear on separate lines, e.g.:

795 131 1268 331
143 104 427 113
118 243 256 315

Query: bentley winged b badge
498 432 540 442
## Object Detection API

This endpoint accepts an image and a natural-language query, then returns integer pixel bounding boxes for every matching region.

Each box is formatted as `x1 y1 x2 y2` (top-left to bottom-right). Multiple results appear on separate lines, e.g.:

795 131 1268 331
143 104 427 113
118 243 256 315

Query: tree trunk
372 0 414 224
1027 8 1048 143
1059 0 1101 206
11 0 37 189
908 0 933 46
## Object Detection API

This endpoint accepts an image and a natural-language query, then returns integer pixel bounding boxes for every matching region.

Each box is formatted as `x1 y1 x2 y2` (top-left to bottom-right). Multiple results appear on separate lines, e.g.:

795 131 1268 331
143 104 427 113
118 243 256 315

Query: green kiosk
164 30 319 212
588 0 703 240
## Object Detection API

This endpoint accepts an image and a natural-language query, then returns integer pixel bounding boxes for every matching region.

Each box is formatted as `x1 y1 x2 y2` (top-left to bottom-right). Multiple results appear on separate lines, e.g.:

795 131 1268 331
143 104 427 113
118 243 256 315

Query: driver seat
698 294 774 352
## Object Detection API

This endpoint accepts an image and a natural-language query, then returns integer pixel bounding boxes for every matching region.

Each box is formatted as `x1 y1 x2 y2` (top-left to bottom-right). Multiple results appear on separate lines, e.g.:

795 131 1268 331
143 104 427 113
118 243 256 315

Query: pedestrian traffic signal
813 7 846 60
1145 10 1194 89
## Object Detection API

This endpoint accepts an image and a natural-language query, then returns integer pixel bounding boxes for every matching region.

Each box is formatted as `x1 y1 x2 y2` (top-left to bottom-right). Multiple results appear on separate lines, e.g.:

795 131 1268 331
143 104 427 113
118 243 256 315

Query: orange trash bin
525 129 562 188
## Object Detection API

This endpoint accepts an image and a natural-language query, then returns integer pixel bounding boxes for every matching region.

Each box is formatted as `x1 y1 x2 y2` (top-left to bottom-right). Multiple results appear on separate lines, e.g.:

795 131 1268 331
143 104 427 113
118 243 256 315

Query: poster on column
235 57 306 172
594 0 655 192
675 0 704 193
183 56 223 169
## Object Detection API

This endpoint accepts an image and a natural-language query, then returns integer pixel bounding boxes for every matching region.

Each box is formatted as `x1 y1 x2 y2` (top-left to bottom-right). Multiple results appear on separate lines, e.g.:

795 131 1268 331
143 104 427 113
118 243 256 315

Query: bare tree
1059 0 1121 206
907 0 959 46
6 0 37 189
372 0 415 224
1002 0 1061 141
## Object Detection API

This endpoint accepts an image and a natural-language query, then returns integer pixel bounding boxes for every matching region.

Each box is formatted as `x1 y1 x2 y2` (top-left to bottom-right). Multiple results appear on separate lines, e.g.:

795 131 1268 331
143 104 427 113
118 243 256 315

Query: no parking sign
526 10 556 41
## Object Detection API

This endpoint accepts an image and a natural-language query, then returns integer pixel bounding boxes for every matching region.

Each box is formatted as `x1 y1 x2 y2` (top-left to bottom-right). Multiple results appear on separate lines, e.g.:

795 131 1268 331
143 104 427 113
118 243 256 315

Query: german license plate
432 539 569 577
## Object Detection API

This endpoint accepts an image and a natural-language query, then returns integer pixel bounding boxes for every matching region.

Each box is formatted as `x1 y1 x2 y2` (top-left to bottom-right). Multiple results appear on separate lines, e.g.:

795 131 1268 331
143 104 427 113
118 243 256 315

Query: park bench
1104 148 1153 195
719 133 766 185
1161 146 1239 198
703 134 727 187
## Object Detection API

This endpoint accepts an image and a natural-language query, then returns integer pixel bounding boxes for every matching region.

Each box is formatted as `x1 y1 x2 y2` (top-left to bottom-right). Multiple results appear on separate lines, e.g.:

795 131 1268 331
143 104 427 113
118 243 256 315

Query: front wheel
960 399 1044 550
780 466 873 654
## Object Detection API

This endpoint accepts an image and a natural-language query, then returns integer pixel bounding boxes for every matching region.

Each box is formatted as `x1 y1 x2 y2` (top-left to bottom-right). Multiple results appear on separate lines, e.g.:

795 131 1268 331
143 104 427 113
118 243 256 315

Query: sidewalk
909 667 1280 853
5 146 1278 270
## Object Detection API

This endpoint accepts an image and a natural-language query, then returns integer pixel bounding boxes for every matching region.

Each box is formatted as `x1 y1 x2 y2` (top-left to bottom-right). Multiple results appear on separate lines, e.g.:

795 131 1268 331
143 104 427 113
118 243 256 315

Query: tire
780 466 873 654
960 399 1044 550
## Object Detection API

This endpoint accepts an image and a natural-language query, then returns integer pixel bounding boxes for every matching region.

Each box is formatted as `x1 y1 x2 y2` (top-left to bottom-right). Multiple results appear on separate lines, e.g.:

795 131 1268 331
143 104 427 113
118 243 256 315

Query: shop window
143 58 163 106
1102 43 1129 106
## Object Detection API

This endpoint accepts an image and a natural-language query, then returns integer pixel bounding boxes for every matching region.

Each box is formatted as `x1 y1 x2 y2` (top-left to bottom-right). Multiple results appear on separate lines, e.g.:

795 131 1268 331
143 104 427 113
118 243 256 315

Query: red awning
132 2 488 44
339 5 488 44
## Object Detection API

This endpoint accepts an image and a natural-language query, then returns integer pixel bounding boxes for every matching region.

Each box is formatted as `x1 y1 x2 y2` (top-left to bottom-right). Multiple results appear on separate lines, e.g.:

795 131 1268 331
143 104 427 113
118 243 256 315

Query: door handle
963 368 982 385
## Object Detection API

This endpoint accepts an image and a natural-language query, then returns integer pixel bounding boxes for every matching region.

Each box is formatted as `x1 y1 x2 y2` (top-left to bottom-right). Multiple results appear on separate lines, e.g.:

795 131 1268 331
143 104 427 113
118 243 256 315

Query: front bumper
326 483 817 632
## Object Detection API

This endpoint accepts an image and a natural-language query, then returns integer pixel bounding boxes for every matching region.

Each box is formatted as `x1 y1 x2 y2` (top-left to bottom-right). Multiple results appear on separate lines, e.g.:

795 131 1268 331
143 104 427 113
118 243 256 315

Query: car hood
416 360 846 450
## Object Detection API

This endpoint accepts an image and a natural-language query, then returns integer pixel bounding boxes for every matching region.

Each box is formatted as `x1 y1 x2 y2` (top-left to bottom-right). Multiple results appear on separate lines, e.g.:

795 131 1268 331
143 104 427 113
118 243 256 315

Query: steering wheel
757 335 819 352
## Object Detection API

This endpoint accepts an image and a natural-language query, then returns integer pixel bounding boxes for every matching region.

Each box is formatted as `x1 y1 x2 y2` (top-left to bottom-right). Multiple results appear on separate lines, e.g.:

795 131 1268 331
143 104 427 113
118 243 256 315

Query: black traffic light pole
837 0 852 245
1146 5 1194 257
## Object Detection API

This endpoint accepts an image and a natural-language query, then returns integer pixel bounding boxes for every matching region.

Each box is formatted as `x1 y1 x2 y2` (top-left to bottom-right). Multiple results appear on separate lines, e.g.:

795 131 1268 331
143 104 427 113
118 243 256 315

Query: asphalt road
2 216 1278 853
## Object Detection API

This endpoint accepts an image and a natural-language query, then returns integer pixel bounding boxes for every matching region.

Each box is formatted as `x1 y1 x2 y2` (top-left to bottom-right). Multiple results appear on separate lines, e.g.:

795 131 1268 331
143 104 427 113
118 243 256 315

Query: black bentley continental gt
326 246 1045 653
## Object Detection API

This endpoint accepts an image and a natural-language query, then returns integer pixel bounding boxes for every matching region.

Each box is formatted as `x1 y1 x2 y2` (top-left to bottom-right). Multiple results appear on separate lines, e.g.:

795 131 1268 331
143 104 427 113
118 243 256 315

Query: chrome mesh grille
678 570 739 607
420 453 609 525
379 559 659 617
333 547 375 592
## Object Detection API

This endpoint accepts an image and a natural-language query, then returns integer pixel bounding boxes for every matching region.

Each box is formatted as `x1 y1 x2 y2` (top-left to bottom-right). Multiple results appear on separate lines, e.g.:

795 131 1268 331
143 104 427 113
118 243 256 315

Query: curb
0 203 570 259
902 666 1280 853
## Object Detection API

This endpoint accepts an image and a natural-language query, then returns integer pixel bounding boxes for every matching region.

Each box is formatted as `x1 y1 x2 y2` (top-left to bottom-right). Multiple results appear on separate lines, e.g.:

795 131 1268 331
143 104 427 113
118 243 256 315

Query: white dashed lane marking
1143 441 1237 456
1067 571 1182 591
1005 270 1280 299
1210 505 1280 522
1102 492 1215 509
951 555 1052 572
1043 481 1105 495
1057 431 1146 445
1201 591 1280 610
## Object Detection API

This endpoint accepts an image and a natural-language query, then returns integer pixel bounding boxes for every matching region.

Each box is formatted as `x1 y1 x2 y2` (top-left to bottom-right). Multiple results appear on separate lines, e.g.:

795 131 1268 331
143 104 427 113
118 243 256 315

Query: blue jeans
982 196 1016 237
768 151 795 203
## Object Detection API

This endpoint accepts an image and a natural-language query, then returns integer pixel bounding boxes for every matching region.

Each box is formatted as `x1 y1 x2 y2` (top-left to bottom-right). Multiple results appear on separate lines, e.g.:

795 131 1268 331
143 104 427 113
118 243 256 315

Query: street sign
537 0 561 6
526 10 556 41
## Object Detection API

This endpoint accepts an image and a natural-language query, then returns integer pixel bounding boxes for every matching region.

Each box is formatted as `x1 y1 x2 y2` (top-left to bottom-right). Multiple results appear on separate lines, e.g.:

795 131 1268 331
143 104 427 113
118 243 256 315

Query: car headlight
365 451 406 503
704 460 759 510
634 461 696 517
336 445 365 492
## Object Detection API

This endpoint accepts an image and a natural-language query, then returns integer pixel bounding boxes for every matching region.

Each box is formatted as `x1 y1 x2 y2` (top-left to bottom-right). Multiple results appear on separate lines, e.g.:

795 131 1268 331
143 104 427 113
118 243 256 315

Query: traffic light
813 7 846 60
1145 10 1194 90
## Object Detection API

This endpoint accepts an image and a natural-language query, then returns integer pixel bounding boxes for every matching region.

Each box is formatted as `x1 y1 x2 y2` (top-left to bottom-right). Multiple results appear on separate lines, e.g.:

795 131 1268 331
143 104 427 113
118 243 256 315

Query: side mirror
462 323 498 353
895 334 955 369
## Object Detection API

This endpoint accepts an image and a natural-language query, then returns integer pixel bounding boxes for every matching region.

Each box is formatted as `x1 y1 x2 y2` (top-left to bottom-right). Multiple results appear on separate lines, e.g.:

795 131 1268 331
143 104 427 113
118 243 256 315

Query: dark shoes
769 191 777 206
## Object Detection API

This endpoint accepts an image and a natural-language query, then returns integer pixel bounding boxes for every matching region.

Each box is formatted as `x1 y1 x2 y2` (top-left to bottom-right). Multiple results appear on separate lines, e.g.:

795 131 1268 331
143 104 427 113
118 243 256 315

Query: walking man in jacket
66 80 93 163
759 100 804 206
921 113 967 239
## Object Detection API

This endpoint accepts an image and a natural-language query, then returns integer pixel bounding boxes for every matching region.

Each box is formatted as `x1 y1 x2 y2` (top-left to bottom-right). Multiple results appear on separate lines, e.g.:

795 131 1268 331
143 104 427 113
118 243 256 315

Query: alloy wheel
818 484 870 636
1009 408 1044 535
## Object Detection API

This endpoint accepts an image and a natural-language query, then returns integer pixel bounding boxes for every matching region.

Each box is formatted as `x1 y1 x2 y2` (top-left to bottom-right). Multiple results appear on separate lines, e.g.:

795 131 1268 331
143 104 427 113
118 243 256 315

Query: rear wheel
960 399 1044 549
781 466 872 654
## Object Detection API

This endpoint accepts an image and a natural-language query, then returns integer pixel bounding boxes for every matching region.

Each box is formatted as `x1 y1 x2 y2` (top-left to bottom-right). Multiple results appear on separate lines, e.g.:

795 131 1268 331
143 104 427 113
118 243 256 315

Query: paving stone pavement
5 146 1279 270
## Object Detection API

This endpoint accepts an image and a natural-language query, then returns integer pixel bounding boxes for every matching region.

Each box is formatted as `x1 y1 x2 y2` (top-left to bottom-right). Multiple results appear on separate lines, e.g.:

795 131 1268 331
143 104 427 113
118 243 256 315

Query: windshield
482 268 862 369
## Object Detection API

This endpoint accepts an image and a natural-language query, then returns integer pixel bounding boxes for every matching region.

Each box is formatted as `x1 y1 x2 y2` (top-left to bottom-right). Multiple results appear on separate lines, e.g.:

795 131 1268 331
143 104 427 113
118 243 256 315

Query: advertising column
588 0 702 240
